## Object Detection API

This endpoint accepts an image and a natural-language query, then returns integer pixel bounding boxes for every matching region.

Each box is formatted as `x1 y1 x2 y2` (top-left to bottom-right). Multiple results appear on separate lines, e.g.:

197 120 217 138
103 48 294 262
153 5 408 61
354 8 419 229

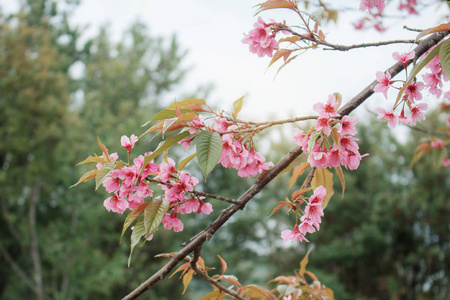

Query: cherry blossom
409 103 428 125
377 107 398 128
242 17 279 58
392 51 415 64
338 116 359 136
104 195 128 214
360 0 386 14
404 81 425 103
374 71 392 99
313 94 340 117
162 212 184 232
121 134 138 153
281 225 309 243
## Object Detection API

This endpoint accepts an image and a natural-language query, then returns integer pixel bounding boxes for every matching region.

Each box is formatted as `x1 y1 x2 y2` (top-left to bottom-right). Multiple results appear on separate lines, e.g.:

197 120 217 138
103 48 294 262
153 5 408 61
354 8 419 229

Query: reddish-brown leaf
97 137 110 162
292 187 312 200
268 202 289 217
257 0 297 14
70 169 98 188
288 162 310 191
416 24 450 41
217 255 227 275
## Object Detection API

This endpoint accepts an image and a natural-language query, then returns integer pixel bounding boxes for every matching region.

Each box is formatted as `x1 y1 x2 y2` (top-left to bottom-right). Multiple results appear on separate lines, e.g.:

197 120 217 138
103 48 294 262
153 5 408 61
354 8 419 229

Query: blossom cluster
180 116 274 178
242 17 279 58
375 49 449 128
213 118 274 178
281 186 326 243
294 94 365 170
100 136 213 234
354 0 419 31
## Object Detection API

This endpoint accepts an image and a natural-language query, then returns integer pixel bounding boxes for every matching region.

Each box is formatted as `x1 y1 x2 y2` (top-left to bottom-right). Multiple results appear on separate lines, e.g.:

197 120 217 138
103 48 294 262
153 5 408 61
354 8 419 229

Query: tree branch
190 245 246 300
122 31 448 300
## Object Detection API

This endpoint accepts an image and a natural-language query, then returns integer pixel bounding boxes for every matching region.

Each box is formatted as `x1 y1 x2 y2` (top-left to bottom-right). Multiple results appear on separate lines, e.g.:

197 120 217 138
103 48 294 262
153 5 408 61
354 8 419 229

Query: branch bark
122 31 448 300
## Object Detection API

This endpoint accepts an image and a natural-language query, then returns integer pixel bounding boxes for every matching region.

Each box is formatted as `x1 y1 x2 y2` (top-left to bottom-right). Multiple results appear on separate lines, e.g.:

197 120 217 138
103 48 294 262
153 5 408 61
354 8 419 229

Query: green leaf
168 98 206 109
307 132 320 154
196 131 223 179
138 131 190 178
128 218 145 267
144 198 170 237
121 202 149 241
178 153 197 171
76 154 103 166
439 39 450 79
232 95 245 119
95 162 115 191
150 108 191 123
395 43 442 106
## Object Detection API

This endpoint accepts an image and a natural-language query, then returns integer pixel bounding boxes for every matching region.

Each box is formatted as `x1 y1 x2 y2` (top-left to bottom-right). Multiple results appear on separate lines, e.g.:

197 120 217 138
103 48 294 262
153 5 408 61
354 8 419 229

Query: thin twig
404 124 450 137
221 116 318 135
403 25 423 32
146 178 238 204
190 246 246 300
279 25 417 51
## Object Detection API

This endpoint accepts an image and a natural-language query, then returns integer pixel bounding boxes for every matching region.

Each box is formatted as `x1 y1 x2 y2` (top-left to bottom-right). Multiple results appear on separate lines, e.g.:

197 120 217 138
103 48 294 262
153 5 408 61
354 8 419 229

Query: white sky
2 1 449 123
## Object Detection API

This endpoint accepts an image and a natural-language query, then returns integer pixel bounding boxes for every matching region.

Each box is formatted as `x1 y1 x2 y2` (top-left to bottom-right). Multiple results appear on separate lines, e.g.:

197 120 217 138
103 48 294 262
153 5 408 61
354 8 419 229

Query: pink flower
377 107 398 128
353 19 366 30
327 144 342 168
338 116 359 136
304 186 326 223
307 144 329 169
162 212 184 232
176 198 200 214
422 72 443 98
102 176 120 193
431 139 444 149
281 225 309 243
198 200 213 215
443 157 450 167
103 195 128 214
314 116 332 136
299 215 320 235
409 103 427 125
360 0 385 13
159 158 177 182
121 134 138 153
242 17 278 58
404 81 425 103
398 0 418 15
293 128 310 150
313 94 341 118
374 71 392 99
392 51 415 64
346 151 363 170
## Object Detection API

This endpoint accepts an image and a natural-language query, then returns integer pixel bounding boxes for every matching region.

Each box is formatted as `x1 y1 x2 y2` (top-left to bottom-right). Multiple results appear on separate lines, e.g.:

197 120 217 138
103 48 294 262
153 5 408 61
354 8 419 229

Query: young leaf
334 166 345 199
240 285 276 299
268 49 293 69
257 0 297 14
144 198 170 236
268 202 289 217
168 98 206 109
128 218 145 267
182 269 195 295
292 187 312 200
199 289 224 300
232 95 245 119
76 154 103 166
70 169 98 188
415 24 450 41
139 131 191 178
150 108 191 123
217 255 227 275
439 39 450 78
299 248 313 277
95 162 115 191
97 137 110 162
288 162 310 191
311 168 334 209
196 131 223 179
121 202 149 241
178 153 197 171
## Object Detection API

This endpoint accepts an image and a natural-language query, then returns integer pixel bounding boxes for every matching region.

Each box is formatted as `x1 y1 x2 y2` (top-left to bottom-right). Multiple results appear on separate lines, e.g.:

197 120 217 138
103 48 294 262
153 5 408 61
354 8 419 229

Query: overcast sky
2 1 449 123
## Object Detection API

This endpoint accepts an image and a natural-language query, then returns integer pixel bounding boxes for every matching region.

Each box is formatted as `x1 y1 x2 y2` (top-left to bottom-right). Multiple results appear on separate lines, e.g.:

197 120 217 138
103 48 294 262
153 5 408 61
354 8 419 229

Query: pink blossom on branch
281 225 309 243
409 103 428 125
359 0 386 14
313 94 341 117
374 71 392 99
377 107 398 128
404 81 425 103
242 17 279 58
392 51 415 64
121 134 138 153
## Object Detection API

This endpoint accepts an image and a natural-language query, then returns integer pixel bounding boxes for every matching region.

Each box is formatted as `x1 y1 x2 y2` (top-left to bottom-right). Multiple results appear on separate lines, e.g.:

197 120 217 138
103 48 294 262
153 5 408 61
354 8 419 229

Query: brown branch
122 31 448 300
190 246 246 300
146 178 239 204
279 25 418 51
